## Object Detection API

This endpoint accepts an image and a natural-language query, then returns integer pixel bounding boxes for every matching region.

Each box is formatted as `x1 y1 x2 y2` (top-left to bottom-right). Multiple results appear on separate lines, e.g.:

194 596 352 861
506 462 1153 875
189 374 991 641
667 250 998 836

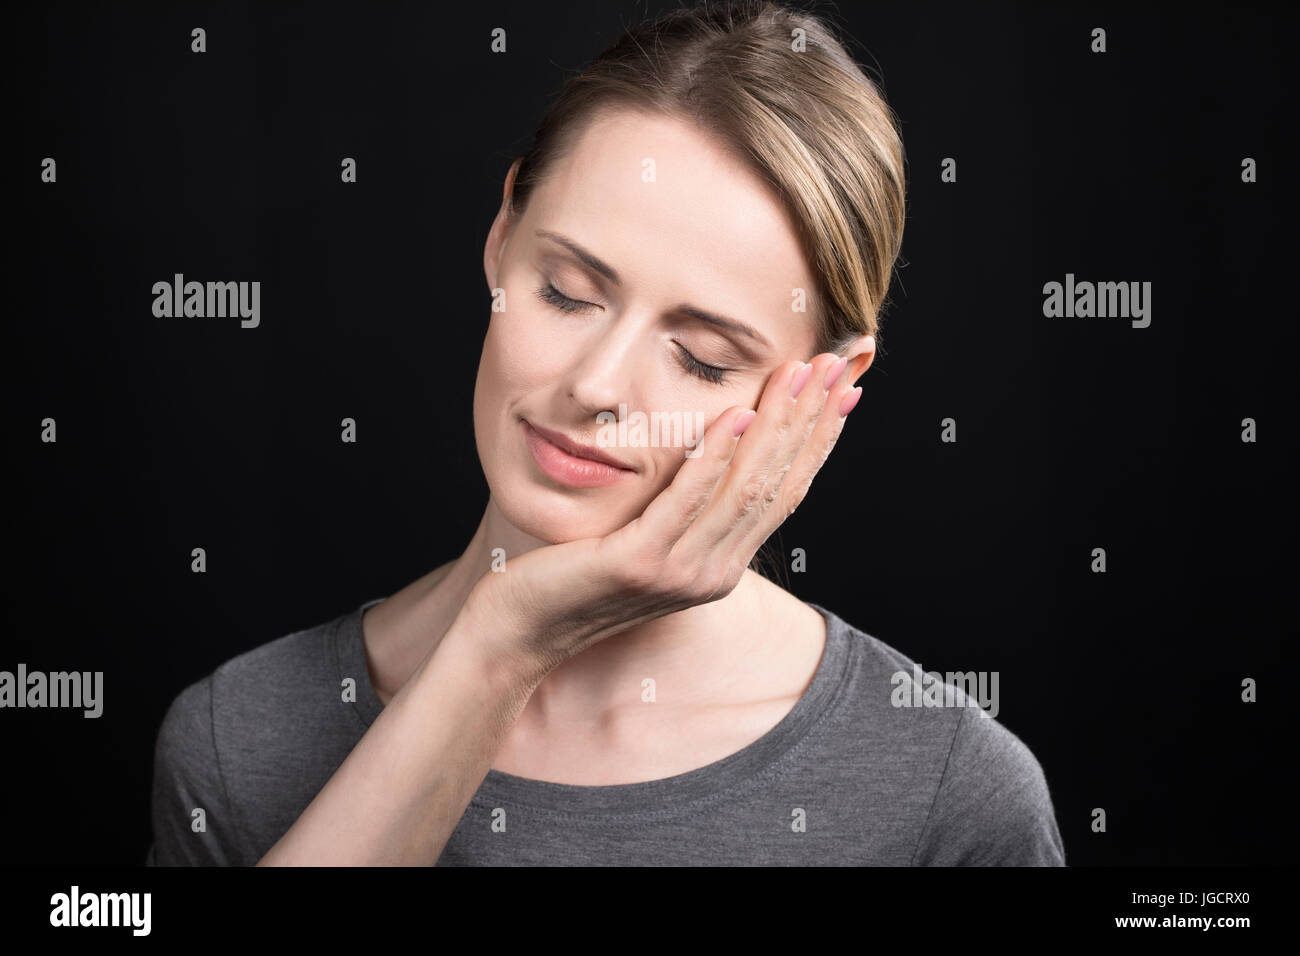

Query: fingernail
824 356 848 390
733 410 757 436
838 386 862 417
790 363 813 397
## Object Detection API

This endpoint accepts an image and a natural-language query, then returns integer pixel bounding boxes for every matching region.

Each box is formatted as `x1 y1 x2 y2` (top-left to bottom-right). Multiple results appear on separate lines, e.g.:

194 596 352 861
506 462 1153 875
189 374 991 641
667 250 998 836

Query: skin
360 106 876 785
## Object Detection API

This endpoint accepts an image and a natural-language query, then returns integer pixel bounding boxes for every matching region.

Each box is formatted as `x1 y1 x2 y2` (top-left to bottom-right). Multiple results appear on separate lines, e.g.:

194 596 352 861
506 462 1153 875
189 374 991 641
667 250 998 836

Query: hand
464 341 873 681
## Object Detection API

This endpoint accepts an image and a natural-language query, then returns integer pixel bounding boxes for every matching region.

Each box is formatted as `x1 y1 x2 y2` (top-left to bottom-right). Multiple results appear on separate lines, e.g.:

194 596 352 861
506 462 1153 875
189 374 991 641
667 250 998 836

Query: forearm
256 602 541 866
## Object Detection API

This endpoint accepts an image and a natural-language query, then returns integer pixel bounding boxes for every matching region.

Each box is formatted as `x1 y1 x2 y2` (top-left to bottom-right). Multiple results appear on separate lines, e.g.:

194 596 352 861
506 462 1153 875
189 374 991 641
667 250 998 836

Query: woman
148 0 1064 866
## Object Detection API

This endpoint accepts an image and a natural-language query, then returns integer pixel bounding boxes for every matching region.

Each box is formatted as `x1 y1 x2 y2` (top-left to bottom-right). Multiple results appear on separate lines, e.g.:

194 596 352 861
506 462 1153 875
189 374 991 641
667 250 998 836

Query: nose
564 314 644 423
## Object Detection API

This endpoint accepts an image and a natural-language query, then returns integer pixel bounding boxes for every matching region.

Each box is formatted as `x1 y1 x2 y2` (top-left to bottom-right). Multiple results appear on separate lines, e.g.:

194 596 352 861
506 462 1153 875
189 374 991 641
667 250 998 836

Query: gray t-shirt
146 598 1066 866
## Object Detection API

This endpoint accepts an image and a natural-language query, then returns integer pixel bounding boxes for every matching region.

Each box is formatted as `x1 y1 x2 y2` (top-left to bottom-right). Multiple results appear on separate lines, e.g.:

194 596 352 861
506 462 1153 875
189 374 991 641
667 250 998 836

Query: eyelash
534 283 730 385
535 283 589 314
674 344 728 385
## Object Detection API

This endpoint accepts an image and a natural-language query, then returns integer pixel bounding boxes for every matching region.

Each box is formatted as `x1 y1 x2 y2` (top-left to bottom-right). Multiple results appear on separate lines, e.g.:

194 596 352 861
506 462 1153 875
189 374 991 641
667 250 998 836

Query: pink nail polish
824 356 848 390
733 410 757 436
838 386 862 417
790 363 813 397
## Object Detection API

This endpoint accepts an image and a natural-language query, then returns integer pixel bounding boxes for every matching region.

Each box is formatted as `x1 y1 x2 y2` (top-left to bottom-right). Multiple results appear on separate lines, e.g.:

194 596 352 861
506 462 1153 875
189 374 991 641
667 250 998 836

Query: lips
523 420 635 470
523 419 636 488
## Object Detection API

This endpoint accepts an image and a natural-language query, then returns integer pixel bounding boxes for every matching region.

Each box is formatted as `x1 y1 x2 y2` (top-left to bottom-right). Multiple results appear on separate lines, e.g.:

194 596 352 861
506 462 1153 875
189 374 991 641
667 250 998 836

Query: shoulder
158 609 348 742
149 604 365 865
916 703 1065 865
813 605 1066 866
206 609 352 727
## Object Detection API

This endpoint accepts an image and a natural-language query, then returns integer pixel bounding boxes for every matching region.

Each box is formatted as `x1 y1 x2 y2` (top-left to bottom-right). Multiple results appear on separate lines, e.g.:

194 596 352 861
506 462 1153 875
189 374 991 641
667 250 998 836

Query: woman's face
476 107 824 544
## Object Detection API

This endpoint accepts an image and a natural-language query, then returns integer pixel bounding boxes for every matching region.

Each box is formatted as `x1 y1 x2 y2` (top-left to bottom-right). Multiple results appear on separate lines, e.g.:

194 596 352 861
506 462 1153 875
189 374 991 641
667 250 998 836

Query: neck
363 499 811 719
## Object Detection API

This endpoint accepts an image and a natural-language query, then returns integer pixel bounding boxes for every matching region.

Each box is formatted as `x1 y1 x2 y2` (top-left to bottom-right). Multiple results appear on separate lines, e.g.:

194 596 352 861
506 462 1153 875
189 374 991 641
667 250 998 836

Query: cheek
472 306 567 466
472 315 523 466
634 399 734 491
482 300 570 391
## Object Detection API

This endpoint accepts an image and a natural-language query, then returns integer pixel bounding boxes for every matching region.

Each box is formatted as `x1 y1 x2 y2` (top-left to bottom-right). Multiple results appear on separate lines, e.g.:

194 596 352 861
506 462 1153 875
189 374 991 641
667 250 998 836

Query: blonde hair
507 0 908 358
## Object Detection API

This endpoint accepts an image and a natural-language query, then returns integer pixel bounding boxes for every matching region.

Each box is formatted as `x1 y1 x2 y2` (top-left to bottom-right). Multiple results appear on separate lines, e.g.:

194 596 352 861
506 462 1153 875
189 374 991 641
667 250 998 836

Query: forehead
524 107 819 356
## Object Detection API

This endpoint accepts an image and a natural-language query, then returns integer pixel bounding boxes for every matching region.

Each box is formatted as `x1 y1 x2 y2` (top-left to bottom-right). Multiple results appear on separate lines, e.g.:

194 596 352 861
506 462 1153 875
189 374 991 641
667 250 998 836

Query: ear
484 159 523 294
844 333 876 384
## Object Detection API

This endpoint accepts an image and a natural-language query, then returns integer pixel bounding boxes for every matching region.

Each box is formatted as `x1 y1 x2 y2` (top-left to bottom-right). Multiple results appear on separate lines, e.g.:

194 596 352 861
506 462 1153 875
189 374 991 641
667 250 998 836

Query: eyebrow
535 229 775 354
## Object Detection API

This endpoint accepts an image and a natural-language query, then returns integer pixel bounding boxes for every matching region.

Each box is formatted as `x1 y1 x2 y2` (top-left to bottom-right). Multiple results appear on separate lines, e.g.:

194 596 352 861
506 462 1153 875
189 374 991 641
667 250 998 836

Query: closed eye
535 282 731 385
535 283 596 314
674 343 729 385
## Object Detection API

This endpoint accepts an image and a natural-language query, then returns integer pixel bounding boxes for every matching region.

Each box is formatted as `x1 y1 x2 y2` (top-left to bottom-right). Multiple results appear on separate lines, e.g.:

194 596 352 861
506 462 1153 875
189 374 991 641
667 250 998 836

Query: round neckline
336 595 854 814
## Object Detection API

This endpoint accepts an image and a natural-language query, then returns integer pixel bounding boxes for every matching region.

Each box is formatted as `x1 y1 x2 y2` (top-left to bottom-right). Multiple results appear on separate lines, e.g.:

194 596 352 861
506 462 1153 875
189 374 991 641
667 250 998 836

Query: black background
7 0 1294 867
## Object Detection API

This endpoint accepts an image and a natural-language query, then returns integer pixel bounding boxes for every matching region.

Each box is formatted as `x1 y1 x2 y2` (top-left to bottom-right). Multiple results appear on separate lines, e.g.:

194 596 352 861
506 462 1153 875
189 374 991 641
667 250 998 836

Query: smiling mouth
522 420 636 488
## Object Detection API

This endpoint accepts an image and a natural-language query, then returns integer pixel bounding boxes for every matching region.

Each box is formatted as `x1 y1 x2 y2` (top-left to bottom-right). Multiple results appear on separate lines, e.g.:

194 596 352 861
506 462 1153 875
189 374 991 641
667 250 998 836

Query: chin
491 476 598 540
492 475 643 545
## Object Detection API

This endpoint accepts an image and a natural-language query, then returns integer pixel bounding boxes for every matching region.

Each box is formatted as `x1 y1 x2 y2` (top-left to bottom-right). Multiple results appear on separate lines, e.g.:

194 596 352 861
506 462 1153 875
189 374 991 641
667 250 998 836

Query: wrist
446 580 557 696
